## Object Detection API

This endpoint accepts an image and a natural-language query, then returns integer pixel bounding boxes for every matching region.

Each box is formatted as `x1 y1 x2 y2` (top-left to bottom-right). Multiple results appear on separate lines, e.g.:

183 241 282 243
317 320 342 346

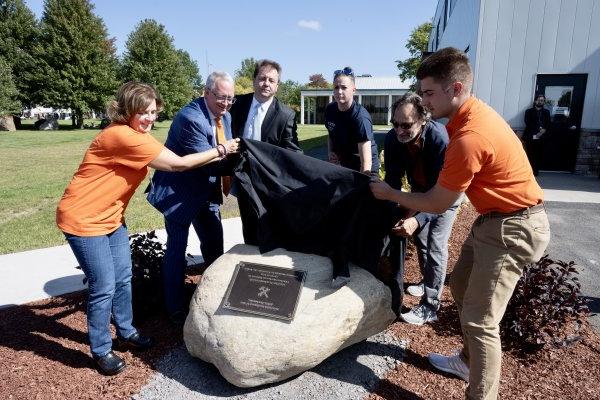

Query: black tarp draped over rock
233 138 397 284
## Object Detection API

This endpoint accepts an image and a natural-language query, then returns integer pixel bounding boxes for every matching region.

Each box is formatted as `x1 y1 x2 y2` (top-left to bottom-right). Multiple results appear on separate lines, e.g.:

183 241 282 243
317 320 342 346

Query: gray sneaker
400 304 438 325
406 283 424 297
428 351 469 382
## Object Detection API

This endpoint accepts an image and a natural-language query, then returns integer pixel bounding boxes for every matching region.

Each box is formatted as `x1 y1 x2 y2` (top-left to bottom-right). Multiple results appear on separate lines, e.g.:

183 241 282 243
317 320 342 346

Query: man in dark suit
147 71 236 324
229 59 301 152
523 94 551 175
229 60 301 244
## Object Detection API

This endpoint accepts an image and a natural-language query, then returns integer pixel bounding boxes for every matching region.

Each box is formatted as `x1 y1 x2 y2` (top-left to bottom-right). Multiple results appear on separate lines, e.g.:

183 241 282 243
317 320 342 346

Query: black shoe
118 332 154 351
93 351 126 376
168 311 187 328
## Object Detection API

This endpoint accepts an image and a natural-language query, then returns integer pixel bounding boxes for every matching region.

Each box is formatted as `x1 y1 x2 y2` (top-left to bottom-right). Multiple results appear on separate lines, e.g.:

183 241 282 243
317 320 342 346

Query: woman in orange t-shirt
57 82 238 376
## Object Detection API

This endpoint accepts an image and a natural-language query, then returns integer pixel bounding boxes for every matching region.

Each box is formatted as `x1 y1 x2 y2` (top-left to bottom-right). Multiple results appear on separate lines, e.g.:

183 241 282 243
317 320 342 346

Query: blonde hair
106 81 163 124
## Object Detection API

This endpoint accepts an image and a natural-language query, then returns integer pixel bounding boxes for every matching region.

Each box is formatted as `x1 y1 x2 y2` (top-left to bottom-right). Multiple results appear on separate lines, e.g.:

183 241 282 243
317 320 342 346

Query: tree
0 58 20 129
306 74 329 88
234 76 253 95
28 0 118 128
177 50 203 98
0 0 39 108
395 22 433 83
277 79 301 112
235 57 257 80
121 19 194 118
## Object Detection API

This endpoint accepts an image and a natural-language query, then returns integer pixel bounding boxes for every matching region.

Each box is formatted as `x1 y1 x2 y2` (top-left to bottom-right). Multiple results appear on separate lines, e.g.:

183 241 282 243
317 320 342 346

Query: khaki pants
450 208 550 400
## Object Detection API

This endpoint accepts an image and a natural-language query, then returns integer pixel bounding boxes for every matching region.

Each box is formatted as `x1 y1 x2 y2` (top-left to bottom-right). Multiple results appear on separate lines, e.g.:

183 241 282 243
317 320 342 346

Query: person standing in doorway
523 93 551 175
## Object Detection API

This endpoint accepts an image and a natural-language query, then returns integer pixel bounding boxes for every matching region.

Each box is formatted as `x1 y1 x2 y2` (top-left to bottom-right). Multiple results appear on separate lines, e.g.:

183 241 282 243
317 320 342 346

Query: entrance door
535 74 587 172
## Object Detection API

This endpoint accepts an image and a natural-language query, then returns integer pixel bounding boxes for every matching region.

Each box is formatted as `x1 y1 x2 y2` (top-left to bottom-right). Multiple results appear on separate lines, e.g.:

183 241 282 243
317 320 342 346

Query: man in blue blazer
147 71 236 323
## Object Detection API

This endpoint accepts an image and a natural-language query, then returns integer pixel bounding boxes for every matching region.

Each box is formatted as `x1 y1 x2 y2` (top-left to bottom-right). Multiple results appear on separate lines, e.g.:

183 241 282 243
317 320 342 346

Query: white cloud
297 19 322 31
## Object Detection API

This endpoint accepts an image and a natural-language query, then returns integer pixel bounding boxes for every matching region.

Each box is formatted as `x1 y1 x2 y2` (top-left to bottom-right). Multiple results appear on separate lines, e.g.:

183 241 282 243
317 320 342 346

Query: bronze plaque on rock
223 262 307 321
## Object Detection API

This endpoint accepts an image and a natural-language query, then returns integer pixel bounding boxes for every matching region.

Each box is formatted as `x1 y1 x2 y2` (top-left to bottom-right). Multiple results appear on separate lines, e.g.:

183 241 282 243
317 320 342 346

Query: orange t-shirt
57 124 163 236
438 97 543 214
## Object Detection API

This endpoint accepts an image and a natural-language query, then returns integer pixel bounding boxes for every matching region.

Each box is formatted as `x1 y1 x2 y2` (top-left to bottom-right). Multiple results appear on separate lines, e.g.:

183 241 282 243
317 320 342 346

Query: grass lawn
0 122 338 254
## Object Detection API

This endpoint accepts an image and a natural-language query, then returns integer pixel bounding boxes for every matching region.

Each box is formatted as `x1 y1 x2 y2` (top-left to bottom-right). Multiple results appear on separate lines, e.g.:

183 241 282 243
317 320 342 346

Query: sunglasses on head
333 67 354 78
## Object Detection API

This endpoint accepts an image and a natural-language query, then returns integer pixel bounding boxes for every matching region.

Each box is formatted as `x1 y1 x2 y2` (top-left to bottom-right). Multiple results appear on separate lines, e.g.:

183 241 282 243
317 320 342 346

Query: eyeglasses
208 89 236 104
333 67 354 78
391 120 417 130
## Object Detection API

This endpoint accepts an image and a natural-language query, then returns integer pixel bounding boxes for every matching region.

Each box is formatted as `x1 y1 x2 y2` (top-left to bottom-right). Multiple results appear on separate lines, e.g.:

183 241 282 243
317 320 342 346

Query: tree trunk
71 108 84 129
0 115 16 131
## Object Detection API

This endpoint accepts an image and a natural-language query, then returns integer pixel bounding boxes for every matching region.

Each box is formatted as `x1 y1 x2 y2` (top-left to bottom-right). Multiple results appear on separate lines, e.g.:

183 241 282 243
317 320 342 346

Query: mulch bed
1 203 599 399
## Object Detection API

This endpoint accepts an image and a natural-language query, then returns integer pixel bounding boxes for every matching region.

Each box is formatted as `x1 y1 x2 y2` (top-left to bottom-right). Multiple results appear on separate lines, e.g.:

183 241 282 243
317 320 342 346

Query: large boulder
0 115 15 131
184 244 396 388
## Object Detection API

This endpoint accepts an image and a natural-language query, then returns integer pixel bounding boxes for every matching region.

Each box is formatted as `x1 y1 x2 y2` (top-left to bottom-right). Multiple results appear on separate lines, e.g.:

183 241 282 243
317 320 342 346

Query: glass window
544 86 573 122
362 95 389 125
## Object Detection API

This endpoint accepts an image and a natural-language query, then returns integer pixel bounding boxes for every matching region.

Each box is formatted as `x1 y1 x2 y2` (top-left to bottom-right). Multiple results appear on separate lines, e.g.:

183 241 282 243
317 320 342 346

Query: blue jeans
163 202 223 315
65 225 136 357
413 197 462 310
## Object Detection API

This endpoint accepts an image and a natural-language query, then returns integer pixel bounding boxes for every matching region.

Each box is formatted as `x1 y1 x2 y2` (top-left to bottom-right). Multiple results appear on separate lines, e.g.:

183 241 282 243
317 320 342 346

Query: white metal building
300 76 410 126
430 0 600 174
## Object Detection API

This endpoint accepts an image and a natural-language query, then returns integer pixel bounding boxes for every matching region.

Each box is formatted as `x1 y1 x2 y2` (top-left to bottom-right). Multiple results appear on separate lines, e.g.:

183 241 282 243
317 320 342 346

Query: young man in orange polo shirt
370 47 550 400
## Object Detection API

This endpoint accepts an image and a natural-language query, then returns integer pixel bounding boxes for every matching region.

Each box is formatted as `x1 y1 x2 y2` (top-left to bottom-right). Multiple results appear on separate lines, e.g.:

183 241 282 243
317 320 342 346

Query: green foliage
395 22 433 83
0 58 20 115
234 76 253 95
29 0 118 128
306 73 330 88
235 57 257 80
277 79 302 112
0 0 39 107
501 255 589 355
121 19 194 118
176 49 203 98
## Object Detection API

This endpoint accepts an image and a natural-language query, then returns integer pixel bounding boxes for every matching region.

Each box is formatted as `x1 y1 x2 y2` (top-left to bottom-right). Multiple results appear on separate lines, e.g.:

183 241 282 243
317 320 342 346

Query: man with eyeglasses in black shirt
383 92 461 325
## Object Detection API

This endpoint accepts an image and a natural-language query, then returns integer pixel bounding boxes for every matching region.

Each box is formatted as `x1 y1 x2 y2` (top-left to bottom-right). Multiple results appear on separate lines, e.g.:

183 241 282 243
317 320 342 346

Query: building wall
429 0 482 77
442 0 600 130
431 0 600 174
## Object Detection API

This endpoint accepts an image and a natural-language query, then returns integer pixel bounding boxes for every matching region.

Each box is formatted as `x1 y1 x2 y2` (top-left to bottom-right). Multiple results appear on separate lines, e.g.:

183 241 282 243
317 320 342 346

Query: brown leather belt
482 202 545 219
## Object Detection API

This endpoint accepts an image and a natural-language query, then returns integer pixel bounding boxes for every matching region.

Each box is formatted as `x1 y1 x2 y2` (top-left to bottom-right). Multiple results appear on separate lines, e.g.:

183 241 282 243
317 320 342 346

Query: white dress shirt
243 96 273 141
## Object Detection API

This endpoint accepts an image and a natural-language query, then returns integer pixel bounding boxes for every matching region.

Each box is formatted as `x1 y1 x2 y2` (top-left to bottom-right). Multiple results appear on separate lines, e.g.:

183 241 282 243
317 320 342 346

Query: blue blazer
147 97 232 224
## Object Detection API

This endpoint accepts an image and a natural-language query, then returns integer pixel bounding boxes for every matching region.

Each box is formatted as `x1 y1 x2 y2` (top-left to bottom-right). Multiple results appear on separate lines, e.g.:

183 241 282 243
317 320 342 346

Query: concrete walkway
0 217 245 309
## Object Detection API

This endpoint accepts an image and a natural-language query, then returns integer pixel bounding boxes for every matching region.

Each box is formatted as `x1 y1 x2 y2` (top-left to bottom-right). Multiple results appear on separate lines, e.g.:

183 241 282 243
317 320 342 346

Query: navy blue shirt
325 101 380 172
384 120 448 227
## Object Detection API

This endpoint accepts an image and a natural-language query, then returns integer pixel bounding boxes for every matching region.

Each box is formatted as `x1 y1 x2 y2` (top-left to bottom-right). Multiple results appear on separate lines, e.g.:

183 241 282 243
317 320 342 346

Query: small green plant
501 255 589 355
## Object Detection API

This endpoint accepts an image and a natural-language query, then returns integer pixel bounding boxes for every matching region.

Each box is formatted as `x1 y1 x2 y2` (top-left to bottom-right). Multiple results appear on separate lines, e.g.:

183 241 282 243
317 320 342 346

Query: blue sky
25 0 437 84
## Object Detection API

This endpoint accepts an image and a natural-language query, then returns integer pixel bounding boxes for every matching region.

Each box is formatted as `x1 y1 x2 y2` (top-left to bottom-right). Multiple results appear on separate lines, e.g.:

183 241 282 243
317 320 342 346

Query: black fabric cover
233 138 396 281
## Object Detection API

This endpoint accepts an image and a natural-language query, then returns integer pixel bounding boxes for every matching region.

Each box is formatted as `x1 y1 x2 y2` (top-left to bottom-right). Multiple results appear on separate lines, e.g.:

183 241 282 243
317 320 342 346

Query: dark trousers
162 203 223 315
525 138 543 175
382 234 406 316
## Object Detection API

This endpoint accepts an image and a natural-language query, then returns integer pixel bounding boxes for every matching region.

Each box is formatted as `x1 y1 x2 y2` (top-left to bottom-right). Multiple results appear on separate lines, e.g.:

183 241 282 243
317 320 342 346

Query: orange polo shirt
57 124 163 236
438 97 543 214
